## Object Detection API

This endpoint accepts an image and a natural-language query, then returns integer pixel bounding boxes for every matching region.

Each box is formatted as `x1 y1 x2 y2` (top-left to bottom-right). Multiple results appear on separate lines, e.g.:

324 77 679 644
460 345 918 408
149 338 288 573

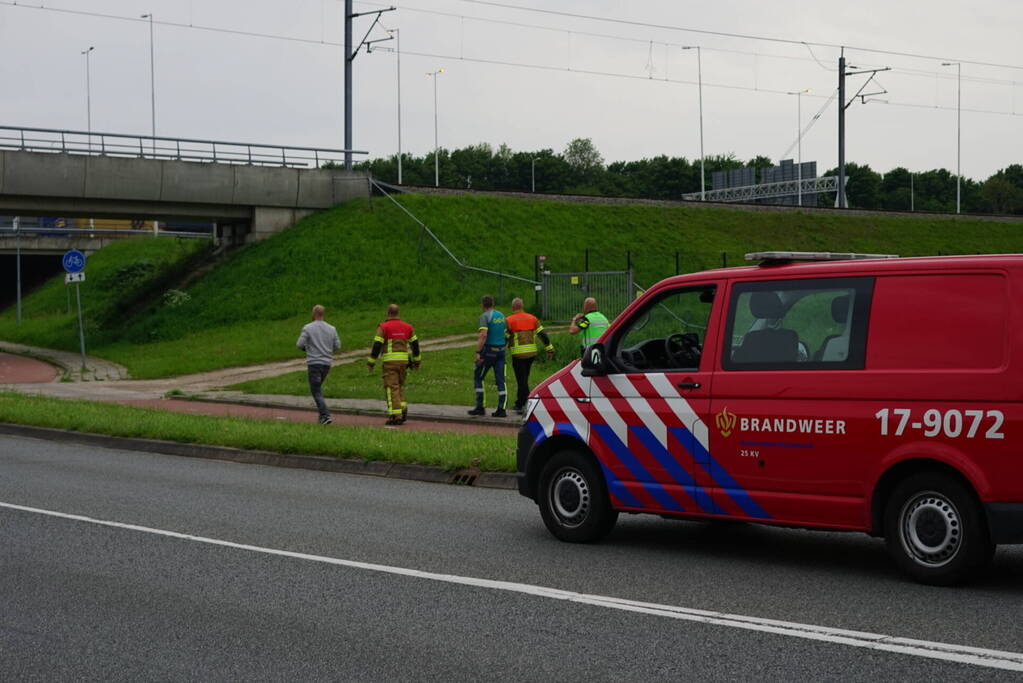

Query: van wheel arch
525 434 598 499
871 459 980 537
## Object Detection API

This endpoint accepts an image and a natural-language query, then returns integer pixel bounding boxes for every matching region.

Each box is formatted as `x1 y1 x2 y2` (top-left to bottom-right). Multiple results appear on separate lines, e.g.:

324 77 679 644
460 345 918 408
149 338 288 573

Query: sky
1 0 1021 180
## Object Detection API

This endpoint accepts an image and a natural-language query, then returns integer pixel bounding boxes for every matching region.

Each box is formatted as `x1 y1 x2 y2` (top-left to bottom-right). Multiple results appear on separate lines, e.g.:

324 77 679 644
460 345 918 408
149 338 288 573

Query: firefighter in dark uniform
367 303 422 426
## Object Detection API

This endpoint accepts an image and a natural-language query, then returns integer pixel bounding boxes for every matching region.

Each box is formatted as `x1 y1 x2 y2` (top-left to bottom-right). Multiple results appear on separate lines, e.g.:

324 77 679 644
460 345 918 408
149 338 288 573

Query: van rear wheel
883 472 993 586
538 451 618 543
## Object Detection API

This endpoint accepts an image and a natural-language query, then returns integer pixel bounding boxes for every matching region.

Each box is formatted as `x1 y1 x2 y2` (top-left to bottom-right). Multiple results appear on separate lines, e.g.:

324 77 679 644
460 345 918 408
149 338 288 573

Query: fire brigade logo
715 407 737 438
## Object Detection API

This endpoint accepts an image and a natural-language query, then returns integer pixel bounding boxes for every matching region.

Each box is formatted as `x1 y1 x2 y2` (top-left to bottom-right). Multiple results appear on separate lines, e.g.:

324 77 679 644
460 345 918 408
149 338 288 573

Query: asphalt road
2 434 1022 681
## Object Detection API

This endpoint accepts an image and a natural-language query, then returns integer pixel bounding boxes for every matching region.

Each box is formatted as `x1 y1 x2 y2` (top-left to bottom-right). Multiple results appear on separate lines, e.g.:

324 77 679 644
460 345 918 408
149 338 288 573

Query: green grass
4 193 1022 379
231 332 581 405
94 305 472 379
0 392 516 471
0 237 209 357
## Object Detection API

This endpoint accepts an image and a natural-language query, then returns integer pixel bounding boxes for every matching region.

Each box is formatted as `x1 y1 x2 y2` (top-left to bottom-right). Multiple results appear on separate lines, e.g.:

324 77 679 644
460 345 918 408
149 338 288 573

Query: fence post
627 250 632 271
584 248 589 273
675 250 680 275
534 255 540 311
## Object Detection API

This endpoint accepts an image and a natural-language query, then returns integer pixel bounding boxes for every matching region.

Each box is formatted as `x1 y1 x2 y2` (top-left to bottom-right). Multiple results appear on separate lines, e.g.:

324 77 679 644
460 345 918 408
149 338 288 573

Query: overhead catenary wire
354 0 1020 87
2 1 1013 89
3 0 1021 120
777 89 840 162
371 45 1023 118
458 0 1023 72
371 178 539 285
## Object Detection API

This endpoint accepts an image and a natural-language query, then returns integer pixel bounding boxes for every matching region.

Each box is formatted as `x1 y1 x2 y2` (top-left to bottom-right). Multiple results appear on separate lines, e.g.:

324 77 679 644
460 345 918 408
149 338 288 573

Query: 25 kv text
875 408 1005 439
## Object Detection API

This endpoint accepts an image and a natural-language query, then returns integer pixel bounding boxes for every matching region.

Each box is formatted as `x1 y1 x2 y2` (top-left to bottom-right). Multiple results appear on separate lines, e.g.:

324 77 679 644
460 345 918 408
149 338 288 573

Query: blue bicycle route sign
62 250 86 274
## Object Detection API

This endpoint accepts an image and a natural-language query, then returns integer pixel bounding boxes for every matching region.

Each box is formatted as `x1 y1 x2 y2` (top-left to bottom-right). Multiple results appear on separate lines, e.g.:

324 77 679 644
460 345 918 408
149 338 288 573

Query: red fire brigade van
517 252 1023 584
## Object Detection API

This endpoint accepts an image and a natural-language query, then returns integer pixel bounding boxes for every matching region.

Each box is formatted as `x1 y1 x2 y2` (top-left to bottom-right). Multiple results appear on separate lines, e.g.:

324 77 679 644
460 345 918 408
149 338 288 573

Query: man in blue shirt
468 295 508 417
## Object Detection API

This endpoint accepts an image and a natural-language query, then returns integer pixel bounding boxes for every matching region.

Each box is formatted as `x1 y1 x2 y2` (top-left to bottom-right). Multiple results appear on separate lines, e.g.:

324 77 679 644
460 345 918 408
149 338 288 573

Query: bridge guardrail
0 227 212 239
0 125 367 169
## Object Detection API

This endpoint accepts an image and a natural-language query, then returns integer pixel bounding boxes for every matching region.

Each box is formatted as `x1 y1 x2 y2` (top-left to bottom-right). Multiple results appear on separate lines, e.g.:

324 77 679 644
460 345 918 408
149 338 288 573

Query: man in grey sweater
296 305 341 424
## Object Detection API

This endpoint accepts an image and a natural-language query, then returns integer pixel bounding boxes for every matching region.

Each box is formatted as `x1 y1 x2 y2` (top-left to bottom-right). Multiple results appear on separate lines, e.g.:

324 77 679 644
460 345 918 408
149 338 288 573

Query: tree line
354 138 1023 215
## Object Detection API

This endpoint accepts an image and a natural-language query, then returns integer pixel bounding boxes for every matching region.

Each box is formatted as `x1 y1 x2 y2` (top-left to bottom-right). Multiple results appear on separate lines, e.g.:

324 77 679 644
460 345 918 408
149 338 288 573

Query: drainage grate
449 468 481 486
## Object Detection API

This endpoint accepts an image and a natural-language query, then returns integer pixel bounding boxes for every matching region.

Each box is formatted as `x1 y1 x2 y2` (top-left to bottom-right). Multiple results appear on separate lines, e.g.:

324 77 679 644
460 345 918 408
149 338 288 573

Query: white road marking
4 500 1023 672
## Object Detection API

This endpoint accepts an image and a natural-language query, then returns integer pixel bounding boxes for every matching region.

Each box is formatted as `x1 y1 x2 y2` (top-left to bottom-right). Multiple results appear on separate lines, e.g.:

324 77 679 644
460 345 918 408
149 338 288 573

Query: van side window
724 277 873 371
613 286 716 372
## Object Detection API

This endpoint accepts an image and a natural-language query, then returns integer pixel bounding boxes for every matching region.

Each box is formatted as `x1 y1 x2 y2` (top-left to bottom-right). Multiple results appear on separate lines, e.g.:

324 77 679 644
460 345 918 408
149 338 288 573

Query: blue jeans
473 348 507 410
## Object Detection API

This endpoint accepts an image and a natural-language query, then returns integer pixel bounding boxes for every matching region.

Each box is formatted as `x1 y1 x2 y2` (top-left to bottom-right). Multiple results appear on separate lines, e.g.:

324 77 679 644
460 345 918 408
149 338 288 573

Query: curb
194 395 521 429
0 422 518 491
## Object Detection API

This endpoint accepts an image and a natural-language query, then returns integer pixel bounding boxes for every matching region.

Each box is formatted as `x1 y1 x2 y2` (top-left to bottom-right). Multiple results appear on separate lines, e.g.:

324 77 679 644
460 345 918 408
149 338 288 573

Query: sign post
14 216 21 325
62 250 88 373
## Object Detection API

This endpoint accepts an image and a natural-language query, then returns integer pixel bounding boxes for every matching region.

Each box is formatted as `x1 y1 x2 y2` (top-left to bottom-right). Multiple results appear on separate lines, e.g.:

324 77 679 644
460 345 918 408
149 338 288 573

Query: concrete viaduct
0 128 370 253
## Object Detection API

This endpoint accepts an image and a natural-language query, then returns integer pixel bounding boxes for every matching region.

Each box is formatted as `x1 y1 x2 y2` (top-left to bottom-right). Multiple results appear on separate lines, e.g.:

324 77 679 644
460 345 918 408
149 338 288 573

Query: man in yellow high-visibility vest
569 297 609 355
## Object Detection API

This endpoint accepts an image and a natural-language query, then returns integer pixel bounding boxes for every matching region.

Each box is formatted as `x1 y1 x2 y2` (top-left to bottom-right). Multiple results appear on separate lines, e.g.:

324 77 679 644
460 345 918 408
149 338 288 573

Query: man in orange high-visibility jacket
505 297 554 414
367 303 422 426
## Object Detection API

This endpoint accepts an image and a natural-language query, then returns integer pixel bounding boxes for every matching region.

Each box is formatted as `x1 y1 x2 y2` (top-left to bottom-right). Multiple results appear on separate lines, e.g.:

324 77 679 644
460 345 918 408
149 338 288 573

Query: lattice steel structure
683 176 843 203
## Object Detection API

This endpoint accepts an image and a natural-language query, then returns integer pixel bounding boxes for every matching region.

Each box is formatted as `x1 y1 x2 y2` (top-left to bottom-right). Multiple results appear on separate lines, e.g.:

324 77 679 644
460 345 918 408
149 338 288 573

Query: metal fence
541 270 634 323
0 125 367 169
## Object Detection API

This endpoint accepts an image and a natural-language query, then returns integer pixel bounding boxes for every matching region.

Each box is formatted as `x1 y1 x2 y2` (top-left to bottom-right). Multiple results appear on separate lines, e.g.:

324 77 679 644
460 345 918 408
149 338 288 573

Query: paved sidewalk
125 398 515 435
0 334 524 429
0 341 129 381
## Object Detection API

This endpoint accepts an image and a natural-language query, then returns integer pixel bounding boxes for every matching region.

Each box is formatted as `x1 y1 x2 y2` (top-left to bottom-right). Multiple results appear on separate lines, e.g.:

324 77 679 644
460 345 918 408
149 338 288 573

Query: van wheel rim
900 492 961 568
550 468 590 528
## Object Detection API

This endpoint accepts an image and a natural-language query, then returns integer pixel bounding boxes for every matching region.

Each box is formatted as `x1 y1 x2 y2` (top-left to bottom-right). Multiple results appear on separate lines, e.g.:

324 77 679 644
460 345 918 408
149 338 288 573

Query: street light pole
387 29 403 185
787 89 810 206
141 14 156 153
427 68 444 187
682 46 704 200
941 61 962 214
82 46 95 145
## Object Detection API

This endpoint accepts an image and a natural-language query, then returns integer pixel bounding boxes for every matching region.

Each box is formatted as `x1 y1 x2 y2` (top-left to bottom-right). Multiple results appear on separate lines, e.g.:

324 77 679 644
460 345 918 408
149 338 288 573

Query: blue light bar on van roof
745 251 900 263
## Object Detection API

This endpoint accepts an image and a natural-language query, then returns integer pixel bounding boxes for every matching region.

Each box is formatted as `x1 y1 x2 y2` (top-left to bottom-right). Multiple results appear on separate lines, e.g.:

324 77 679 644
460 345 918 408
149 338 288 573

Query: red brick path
0 353 59 384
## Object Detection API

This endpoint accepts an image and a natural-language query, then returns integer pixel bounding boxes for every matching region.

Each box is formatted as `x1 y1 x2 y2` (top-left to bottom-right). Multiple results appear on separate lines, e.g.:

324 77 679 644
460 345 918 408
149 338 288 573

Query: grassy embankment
232 332 579 406
3 193 1022 382
0 392 515 471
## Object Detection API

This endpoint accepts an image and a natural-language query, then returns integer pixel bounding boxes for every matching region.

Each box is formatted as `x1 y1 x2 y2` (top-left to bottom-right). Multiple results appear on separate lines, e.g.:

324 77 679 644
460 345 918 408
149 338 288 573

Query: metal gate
541 270 634 323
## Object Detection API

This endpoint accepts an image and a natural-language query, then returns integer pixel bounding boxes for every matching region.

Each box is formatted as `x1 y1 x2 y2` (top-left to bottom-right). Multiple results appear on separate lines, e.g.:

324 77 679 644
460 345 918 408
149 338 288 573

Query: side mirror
581 343 607 376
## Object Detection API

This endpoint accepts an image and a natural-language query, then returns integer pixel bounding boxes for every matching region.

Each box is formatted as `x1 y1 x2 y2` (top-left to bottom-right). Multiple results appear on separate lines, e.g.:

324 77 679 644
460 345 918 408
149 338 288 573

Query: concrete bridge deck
0 127 370 245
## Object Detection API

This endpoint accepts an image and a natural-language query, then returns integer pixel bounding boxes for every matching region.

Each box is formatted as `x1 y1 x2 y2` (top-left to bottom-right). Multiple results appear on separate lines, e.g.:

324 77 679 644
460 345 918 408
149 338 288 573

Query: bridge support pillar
247 207 315 243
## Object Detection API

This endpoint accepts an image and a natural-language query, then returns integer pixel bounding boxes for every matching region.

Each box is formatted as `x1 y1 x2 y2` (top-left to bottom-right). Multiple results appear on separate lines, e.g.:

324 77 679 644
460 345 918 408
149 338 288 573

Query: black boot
467 407 486 416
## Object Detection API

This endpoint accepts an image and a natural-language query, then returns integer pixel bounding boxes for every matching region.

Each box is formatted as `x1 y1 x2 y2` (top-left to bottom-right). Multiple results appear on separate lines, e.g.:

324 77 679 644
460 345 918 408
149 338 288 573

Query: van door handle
677 382 701 389
575 397 591 403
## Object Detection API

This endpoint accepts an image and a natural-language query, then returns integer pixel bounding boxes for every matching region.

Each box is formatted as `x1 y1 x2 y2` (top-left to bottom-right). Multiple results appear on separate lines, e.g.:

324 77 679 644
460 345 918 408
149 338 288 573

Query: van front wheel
884 472 993 585
538 451 618 543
